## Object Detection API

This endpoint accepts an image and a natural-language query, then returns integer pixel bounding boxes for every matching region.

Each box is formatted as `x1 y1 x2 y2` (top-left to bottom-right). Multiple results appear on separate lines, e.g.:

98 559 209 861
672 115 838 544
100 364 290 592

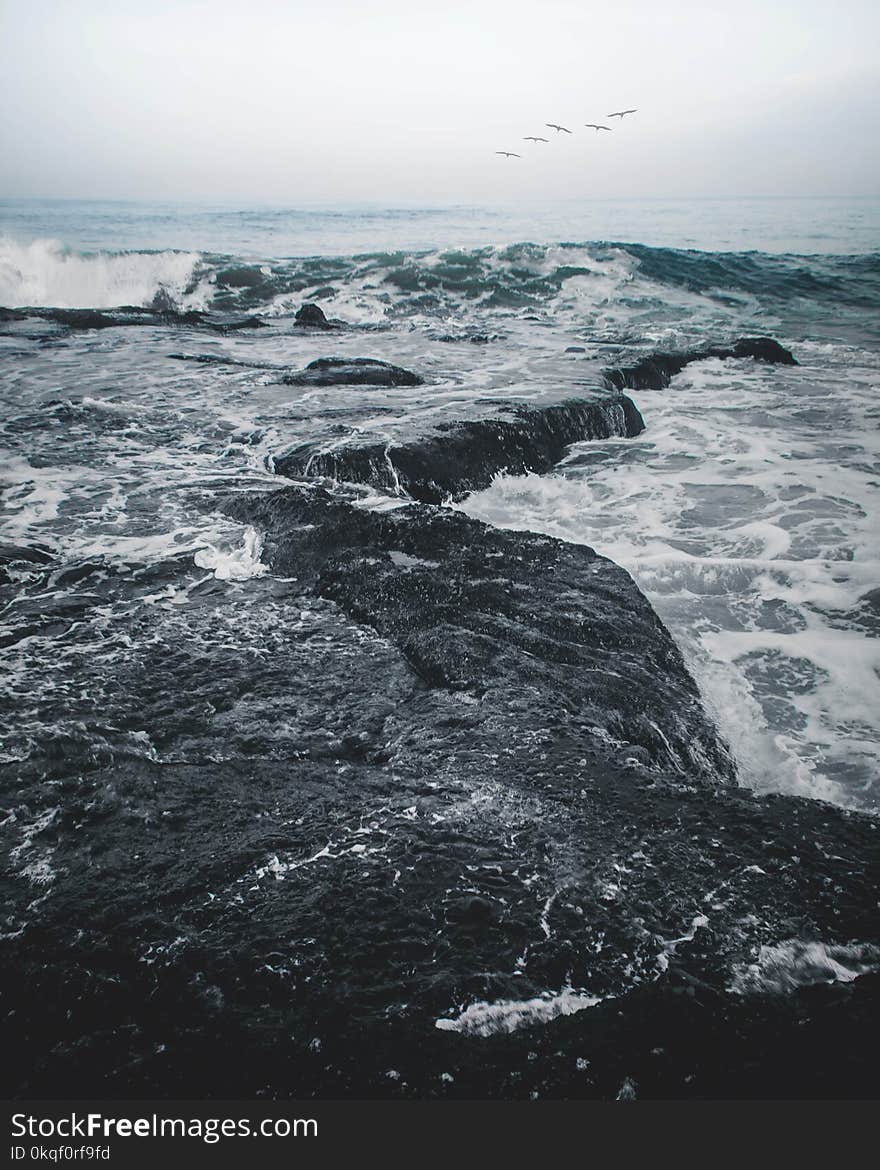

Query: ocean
2 196 880 1098
2 197 878 813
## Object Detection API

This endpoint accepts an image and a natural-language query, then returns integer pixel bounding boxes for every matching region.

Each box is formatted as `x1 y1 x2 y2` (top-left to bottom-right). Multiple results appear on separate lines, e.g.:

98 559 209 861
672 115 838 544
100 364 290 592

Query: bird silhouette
585 124 612 132
607 109 637 119
495 151 521 158
523 136 549 143
545 123 572 134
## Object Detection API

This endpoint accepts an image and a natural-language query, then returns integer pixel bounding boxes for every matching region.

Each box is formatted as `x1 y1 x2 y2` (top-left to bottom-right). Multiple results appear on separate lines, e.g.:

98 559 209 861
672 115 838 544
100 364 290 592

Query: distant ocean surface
2 195 879 257
1 196 879 813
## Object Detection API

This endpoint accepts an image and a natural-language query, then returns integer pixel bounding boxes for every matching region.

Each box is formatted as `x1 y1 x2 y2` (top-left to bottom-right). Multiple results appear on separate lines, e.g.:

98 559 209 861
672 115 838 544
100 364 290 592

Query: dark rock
224 486 731 779
859 587 880 612
565 346 586 353
41 309 145 331
3 307 265 333
723 337 797 364
604 335 797 391
294 303 337 330
0 307 27 322
2 485 877 1099
281 357 423 388
205 315 267 332
275 395 644 502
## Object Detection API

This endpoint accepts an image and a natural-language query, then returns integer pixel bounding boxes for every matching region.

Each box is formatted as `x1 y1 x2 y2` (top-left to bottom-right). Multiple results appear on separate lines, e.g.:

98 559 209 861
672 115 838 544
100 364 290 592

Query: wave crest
0 236 212 310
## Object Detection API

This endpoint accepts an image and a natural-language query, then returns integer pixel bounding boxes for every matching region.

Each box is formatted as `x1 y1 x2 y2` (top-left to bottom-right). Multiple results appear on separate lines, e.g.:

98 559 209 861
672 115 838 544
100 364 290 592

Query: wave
0 236 213 310
206 242 880 339
620 243 880 309
4 235 878 327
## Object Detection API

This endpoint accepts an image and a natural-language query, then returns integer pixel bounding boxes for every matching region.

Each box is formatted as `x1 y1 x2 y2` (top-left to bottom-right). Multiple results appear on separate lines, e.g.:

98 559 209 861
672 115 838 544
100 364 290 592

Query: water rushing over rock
3 482 877 1098
602 336 797 392
276 396 643 502
2 199 879 1099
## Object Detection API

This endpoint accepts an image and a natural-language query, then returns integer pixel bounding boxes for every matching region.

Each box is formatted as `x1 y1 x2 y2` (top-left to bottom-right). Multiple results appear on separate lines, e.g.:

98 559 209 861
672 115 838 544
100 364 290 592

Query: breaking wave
0 236 212 310
4 236 878 333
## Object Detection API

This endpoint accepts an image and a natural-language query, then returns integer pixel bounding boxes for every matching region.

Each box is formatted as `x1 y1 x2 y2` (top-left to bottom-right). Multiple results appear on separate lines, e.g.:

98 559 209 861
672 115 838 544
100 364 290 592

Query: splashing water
0 236 211 309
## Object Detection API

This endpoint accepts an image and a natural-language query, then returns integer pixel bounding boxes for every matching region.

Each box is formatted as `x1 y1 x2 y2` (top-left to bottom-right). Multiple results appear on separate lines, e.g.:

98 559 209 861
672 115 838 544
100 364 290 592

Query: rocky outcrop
275 395 644 502
294 302 338 329
282 357 423 388
603 336 797 392
165 353 423 385
225 486 730 777
2 485 877 1099
0 306 266 333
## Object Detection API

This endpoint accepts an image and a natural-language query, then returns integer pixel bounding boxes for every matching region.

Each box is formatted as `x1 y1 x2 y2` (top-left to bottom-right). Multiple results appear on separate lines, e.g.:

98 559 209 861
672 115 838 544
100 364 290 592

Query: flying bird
545 123 572 134
496 151 521 158
607 109 638 119
585 124 612 132
523 136 549 143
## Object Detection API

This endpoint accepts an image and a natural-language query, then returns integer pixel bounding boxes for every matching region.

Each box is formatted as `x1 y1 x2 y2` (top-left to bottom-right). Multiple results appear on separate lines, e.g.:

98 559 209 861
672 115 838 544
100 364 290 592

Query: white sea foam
0 236 211 310
194 526 268 580
461 347 880 810
435 988 603 1037
730 940 880 995
0 457 70 535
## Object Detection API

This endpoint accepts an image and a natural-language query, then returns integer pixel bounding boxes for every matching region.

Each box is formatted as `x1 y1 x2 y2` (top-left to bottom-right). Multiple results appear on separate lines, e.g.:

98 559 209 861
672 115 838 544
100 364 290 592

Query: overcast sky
1 0 878 202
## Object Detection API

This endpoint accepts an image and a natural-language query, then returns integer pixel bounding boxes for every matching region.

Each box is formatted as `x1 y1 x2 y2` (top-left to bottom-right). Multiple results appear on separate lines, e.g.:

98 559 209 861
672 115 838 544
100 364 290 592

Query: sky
1 0 878 202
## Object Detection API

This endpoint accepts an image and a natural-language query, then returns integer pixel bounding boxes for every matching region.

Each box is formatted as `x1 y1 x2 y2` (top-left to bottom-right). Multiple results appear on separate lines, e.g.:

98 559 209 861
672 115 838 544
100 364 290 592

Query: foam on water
194 526 268 580
435 988 603 1037
729 940 880 995
461 347 880 810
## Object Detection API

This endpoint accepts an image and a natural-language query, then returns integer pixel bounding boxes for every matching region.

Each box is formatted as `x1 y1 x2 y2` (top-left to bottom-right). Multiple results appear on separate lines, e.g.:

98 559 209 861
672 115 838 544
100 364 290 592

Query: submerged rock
0 307 265 333
604 335 797 391
275 395 644 502
282 357 423 388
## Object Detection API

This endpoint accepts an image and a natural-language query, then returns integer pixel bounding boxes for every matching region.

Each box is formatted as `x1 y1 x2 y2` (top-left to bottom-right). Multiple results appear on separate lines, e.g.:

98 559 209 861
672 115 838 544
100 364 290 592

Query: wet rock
604 335 797 391
1 484 878 1098
859 587 880 612
2 307 266 333
227 486 731 775
275 395 643 502
294 303 337 330
281 357 423 388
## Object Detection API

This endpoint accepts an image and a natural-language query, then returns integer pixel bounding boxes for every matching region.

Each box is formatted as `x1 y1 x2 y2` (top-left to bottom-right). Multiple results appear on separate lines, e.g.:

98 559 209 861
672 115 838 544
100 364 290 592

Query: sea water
1 197 878 810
